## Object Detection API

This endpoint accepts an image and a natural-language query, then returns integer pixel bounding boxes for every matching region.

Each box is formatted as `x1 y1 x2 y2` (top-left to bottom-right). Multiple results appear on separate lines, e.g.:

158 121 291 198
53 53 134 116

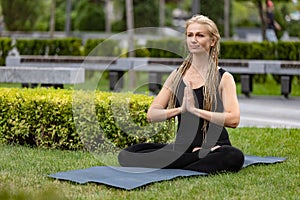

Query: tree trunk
224 0 230 39
126 0 134 57
65 0 72 37
159 0 165 27
49 0 56 38
192 0 200 15
125 0 135 89
257 0 266 40
105 0 113 33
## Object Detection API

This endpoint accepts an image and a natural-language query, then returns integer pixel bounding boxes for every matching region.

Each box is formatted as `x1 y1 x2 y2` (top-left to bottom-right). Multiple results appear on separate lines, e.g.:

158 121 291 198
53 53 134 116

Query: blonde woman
118 15 244 173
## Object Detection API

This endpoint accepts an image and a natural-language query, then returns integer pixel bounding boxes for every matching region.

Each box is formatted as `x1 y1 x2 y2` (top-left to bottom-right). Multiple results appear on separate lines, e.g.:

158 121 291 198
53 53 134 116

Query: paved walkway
238 96 300 129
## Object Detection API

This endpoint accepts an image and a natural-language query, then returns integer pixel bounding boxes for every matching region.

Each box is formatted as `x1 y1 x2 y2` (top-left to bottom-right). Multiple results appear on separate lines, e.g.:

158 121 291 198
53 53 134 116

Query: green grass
235 74 300 97
0 127 299 200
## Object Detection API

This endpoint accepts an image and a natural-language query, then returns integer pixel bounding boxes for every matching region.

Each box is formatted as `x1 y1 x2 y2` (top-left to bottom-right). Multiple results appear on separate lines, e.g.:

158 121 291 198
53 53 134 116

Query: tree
112 0 159 31
235 0 290 40
49 0 56 38
0 0 45 31
199 0 228 36
73 0 105 31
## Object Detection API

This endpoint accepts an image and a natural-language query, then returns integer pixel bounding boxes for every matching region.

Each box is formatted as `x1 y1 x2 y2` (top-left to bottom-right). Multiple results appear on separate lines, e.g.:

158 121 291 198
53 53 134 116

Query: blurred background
0 0 299 41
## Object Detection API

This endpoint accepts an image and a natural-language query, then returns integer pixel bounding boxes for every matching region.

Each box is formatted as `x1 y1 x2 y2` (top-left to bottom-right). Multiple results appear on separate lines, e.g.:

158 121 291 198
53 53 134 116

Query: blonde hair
168 15 221 142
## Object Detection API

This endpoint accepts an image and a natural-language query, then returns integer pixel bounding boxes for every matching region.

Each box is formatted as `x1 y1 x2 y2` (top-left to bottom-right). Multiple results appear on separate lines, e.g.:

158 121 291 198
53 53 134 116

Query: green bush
0 38 12 65
15 38 82 56
220 41 277 60
146 38 186 58
277 41 300 60
84 39 122 56
144 39 299 61
0 88 172 150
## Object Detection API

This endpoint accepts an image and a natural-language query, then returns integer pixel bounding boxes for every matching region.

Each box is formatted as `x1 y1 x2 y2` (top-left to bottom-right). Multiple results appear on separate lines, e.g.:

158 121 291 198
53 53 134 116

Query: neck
191 53 210 71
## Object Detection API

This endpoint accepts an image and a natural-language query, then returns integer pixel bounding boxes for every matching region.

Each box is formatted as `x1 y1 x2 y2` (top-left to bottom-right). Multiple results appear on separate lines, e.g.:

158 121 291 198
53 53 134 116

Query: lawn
0 127 299 200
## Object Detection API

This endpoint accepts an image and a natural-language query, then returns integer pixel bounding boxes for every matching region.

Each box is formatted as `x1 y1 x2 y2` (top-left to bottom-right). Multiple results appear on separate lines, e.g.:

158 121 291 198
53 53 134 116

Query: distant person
118 15 244 174
265 0 281 42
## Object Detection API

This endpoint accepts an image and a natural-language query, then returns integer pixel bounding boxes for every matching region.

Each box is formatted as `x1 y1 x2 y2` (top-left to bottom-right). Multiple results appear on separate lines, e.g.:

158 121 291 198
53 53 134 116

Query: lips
189 45 200 49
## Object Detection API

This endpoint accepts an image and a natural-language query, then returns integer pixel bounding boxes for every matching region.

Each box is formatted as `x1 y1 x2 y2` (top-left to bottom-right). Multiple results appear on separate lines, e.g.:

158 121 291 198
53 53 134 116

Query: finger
188 81 193 89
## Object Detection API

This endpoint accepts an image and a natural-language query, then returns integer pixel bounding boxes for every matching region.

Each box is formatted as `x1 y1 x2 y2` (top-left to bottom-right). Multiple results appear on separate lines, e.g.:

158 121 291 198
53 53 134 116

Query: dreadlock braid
168 15 221 143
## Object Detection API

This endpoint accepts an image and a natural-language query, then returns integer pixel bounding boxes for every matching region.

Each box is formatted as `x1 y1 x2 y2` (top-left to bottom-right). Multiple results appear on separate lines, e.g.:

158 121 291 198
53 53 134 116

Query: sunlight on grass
0 128 299 200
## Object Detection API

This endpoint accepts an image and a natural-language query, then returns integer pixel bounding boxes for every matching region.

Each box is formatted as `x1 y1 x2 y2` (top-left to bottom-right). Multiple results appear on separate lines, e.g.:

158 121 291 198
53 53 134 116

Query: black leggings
118 143 244 174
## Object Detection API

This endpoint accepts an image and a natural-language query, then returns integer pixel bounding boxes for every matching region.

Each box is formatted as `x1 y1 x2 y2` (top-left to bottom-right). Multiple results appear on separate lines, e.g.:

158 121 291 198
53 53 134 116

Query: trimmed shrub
277 41 300 60
0 37 12 65
84 39 122 56
0 88 172 150
15 38 82 56
146 38 186 58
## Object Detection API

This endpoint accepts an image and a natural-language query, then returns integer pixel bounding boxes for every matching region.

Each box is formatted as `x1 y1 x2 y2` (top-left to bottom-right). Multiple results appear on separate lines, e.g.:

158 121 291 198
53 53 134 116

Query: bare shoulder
220 71 236 86
164 69 177 89
218 71 237 96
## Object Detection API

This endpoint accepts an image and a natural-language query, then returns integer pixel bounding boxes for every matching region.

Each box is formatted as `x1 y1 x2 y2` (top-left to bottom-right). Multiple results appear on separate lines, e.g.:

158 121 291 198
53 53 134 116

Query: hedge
0 88 172 151
1 38 299 66
84 38 122 56
0 38 12 65
145 39 300 61
15 38 82 56
146 38 187 58
84 38 151 57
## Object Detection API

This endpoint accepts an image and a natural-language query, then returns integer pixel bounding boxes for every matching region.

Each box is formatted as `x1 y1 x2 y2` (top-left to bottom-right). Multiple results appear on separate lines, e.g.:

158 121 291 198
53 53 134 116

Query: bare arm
147 70 182 122
185 72 240 128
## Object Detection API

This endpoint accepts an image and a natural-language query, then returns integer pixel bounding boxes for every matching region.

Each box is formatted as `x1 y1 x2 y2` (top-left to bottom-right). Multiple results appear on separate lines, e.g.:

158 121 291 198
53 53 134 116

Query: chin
190 50 205 54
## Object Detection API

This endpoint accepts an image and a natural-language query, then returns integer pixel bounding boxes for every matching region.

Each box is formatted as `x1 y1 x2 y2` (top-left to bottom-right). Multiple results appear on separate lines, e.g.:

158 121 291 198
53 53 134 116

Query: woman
265 0 281 42
118 15 244 173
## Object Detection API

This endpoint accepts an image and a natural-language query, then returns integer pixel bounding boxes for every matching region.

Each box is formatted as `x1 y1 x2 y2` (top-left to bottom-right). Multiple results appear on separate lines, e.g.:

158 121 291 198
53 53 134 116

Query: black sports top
174 68 231 152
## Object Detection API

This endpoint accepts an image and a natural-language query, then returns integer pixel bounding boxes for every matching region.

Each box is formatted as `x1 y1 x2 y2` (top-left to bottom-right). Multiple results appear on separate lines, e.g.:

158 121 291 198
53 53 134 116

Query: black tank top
174 68 231 152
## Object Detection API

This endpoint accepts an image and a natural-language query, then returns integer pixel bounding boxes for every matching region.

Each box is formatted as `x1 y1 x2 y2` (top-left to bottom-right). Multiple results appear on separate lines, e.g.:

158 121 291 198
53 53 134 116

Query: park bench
3 55 85 88
0 66 84 88
4 55 300 97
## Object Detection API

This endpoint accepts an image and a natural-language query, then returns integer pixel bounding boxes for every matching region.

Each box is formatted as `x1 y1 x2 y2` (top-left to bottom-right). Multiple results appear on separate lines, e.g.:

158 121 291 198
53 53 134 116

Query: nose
191 35 197 43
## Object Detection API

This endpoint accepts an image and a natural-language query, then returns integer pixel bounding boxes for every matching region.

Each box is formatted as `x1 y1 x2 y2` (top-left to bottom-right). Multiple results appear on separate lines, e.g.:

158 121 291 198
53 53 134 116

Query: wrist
191 107 200 116
179 107 184 114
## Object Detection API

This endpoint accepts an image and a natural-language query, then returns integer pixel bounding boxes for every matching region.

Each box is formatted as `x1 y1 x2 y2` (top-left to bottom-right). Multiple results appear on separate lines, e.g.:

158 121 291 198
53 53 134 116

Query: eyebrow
186 31 206 35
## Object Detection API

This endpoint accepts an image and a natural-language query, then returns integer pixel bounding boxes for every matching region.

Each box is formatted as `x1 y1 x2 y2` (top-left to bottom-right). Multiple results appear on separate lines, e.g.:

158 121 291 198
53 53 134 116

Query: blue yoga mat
48 155 286 190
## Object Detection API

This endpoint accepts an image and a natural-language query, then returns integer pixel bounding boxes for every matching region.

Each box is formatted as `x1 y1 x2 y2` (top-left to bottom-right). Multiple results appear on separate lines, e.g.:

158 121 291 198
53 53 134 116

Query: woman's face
186 22 214 55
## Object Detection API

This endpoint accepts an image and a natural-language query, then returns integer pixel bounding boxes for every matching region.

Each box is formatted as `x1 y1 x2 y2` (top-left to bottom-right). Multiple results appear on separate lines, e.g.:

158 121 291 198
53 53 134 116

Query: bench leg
109 71 124 91
148 72 163 94
41 84 64 89
241 74 252 97
281 75 292 98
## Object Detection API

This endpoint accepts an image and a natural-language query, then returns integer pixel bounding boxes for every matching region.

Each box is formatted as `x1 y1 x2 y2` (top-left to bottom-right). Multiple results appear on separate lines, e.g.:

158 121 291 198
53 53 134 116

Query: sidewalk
238 96 300 128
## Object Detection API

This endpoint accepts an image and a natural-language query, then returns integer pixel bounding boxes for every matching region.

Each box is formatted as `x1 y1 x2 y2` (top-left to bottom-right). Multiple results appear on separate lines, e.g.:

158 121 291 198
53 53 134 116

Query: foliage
276 41 300 60
84 38 121 56
133 0 159 28
234 0 293 40
111 0 159 32
0 88 172 150
220 41 278 60
0 37 12 65
73 0 105 31
232 1 261 27
199 0 229 37
0 0 46 31
146 37 186 58
15 38 82 56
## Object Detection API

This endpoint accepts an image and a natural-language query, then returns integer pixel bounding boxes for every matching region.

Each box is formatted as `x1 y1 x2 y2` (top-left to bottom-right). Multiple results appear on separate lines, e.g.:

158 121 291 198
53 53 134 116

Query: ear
210 38 216 47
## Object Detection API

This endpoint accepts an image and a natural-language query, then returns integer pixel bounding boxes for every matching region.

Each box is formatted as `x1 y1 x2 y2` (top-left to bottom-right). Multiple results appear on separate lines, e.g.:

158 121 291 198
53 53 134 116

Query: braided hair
167 15 221 142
